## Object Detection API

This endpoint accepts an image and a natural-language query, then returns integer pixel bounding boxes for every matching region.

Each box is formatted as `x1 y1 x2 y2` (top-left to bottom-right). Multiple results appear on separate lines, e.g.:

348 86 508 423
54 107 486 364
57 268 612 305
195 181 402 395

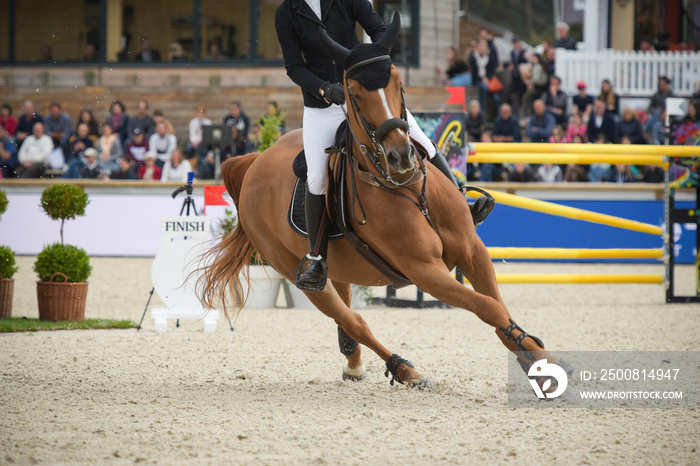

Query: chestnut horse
198 15 570 388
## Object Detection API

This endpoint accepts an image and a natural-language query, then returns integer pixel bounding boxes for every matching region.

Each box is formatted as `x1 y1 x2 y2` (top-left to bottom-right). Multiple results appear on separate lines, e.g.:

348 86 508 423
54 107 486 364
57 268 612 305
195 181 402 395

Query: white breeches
303 105 437 195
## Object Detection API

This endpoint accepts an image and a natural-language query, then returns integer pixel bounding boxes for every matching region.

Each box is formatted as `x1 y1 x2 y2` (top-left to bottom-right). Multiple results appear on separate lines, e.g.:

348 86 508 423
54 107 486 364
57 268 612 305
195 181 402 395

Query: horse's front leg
305 282 431 388
330 280 366 381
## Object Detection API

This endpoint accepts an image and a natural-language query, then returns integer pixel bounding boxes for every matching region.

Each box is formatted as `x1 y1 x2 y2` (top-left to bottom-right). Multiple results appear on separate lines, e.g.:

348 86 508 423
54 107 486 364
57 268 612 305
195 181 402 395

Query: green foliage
250 250 268 265
0 189 7 215
0 246 18 279
40 184 89 222
34 243 92 283
218 209 238 237
0 317 137 332
257 113 286 152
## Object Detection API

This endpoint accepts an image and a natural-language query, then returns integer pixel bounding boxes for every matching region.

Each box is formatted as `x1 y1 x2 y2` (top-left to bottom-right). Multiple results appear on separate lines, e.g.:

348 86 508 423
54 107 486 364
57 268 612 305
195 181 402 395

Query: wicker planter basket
0 277 13 318
37 273 88 322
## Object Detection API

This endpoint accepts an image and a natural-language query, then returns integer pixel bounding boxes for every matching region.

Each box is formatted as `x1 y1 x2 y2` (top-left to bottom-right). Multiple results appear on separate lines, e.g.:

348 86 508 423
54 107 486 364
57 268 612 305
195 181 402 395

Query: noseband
343 55 422 187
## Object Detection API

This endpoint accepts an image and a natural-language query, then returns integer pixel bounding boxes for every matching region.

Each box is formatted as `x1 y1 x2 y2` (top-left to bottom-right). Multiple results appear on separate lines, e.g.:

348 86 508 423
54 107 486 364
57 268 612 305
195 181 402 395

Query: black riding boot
429 145 494 227
295 187 329 291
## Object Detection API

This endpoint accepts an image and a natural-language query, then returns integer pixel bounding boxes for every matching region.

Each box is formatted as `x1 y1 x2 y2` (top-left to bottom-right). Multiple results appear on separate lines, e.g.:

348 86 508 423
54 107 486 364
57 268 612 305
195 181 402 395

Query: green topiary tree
35 184 91 283
0 189 7 216
0 245 18 279
40 184 89 245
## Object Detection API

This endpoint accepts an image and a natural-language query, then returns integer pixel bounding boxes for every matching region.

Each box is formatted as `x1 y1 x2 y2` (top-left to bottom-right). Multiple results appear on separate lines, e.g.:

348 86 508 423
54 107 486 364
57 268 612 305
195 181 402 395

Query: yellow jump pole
472 142 700 157
491 274 664 284
487 247 664 260
468 189 663 236
469 153 667 167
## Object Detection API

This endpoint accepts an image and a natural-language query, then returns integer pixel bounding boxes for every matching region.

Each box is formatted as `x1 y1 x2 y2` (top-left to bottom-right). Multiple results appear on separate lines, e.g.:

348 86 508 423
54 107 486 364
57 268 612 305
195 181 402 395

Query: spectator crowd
0 98 285 182
437 22 693 184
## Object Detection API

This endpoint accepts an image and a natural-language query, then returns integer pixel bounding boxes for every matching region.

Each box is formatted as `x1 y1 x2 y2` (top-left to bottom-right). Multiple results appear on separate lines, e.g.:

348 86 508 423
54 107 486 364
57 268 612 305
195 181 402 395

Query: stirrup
499 319 545 373
294 254 328 291
460 186 495 226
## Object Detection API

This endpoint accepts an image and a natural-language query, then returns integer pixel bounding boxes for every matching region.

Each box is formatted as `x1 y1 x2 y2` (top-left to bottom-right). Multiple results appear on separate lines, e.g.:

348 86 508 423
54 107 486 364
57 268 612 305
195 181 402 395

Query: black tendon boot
429 143 494 226
295 187 329 291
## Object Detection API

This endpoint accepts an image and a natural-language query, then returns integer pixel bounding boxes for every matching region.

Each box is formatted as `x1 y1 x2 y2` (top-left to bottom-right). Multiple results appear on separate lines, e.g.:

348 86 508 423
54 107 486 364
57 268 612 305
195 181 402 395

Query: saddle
288 122 413 288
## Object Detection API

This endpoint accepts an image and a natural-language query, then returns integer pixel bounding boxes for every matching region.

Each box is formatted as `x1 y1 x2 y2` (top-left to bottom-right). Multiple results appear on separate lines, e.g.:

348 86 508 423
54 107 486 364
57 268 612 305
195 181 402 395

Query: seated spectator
508 163 537 182
0 104 18 137
68 123 94 161
672 100 700 145
618 108 647 144
149 121 177 168
572 81 594 120
609 163 633 183
566 114 587 142
643 164 664 183
470 39 501 117
646 76 673 133
651 109 667 145
587 99 618 143
554 21 577 50
39 44 54 63
127 100 155 140
549 125 567 143
564 134 588 181
465 100 486 142
109 155 139 180
16 122 52 178
75 109 99 142
161 149 193 183
135 37 161 62
206 43 229 61
526 99 555 142
541 75 568 125
96 123 123 171
492 104 522 142
478 131 506 182
223 101 250 148
248 124 261 152
167 42 187 62
44 102 73 159
438 46 471 87
522 53 548 116
152 109 176 135
77 147 103 179
187 105 212 159
599 79 619 116
106 101 130 143
82 43 98 62
0 125 17 178
537 163 563 182
126 128 149 167
16 100 43 149
138 152 162 180
588 135 612 182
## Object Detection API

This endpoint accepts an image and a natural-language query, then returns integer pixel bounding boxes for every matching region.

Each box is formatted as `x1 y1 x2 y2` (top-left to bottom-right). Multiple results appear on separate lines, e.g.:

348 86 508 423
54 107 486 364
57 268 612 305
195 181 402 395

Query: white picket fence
556 49 700 97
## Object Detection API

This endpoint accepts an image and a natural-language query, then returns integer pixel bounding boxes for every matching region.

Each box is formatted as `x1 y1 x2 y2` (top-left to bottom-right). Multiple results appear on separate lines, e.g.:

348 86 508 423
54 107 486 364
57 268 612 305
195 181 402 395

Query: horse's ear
318 28 350 64
376 12 401 52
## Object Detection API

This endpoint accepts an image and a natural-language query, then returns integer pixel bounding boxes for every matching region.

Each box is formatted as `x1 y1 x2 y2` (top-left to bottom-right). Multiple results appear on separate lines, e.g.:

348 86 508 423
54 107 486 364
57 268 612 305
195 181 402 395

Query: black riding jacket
275 0 386 108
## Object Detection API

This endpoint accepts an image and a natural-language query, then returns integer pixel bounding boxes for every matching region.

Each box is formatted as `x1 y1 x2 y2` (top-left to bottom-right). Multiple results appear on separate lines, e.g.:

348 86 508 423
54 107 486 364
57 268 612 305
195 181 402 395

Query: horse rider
275 0 494 292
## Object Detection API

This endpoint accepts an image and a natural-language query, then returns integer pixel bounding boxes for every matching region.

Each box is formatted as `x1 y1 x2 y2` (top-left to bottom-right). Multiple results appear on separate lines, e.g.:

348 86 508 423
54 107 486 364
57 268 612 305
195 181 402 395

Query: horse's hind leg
331 280 366 381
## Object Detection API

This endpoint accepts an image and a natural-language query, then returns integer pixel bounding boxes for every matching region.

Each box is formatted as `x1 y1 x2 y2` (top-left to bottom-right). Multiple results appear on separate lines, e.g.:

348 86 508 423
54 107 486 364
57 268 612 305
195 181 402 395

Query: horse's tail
196 153 260 313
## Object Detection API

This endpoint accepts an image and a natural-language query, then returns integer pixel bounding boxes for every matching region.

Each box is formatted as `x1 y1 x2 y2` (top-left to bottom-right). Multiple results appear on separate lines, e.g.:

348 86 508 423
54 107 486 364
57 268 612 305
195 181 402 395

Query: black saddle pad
288 177 343 239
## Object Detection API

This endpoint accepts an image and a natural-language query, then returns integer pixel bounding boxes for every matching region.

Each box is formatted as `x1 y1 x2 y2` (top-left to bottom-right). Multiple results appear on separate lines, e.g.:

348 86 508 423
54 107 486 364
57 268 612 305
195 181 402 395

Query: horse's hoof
554 357 575 376
408 376 434 391
342 364 366 381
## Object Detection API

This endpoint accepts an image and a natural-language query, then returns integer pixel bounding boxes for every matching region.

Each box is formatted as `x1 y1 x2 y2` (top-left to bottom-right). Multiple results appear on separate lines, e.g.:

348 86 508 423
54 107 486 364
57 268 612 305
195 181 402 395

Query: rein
340 56 436 231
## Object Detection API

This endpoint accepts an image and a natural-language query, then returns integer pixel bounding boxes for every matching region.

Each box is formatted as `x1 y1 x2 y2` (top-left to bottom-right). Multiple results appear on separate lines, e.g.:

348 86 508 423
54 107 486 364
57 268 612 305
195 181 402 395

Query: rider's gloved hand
320 82 345 106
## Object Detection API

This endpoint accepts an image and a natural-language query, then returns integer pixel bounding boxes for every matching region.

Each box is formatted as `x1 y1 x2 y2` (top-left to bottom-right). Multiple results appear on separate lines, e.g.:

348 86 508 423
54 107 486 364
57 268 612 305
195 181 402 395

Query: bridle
337 54 435 230
342 55 424 188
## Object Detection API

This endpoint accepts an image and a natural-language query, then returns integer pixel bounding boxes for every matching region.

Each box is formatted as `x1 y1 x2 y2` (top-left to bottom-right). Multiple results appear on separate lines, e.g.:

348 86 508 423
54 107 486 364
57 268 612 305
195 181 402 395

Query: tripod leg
137 287 155 331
